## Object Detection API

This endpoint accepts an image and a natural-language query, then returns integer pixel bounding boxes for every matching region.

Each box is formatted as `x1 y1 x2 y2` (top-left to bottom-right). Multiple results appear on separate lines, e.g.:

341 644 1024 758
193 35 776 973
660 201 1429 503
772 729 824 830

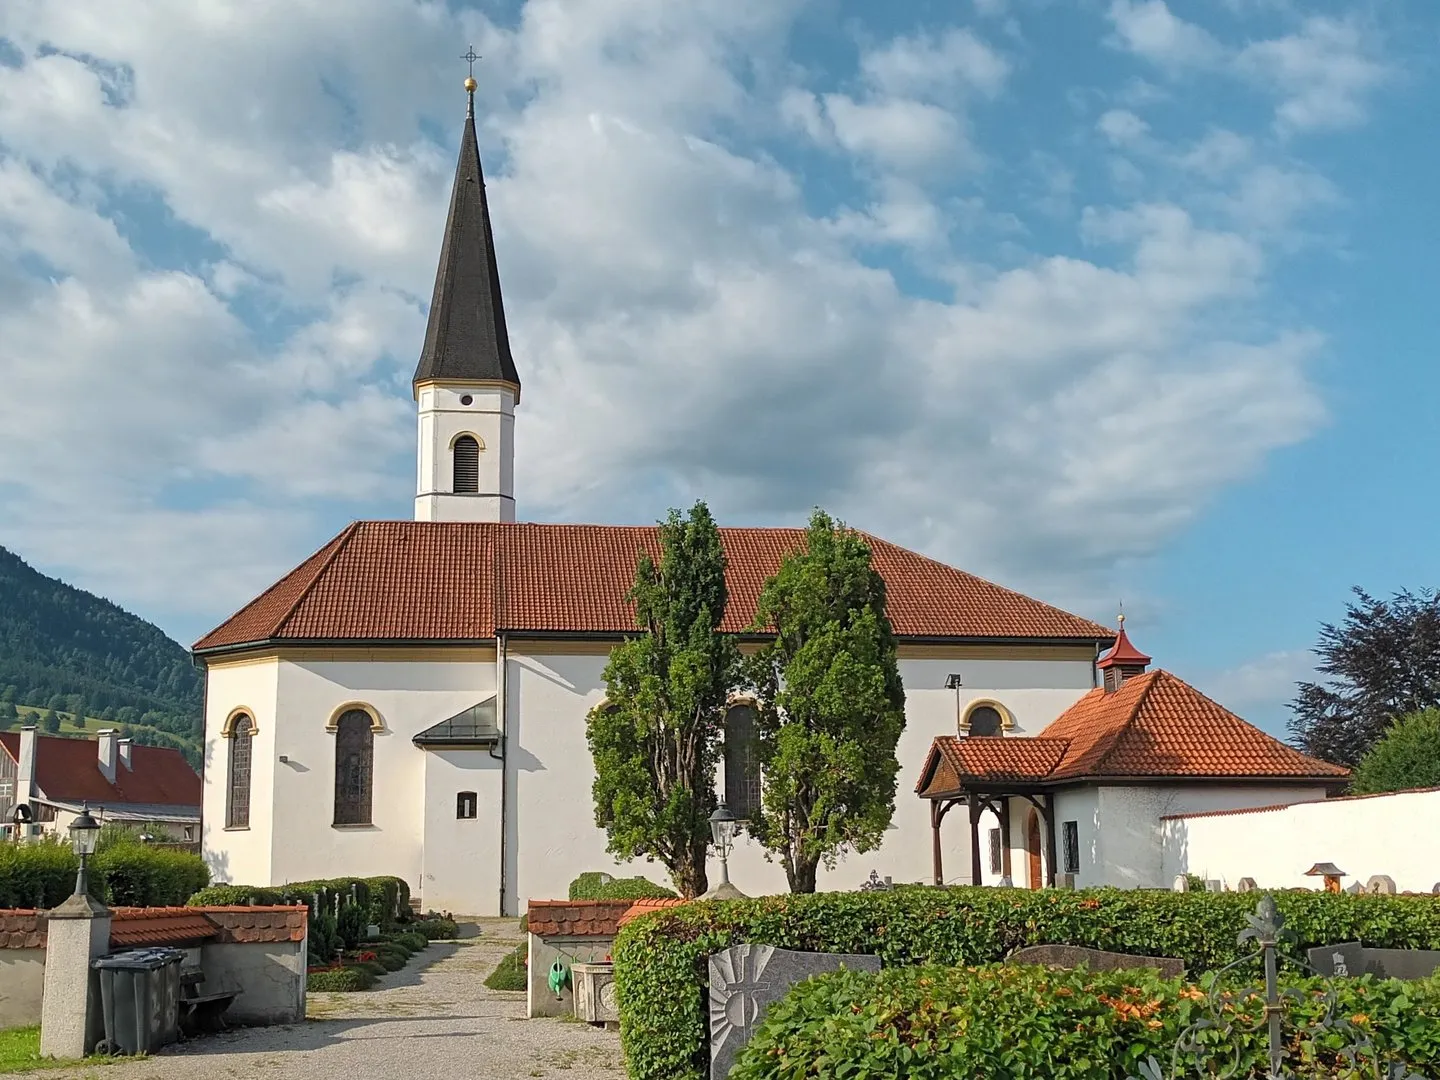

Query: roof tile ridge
272 521 363 638
1086 672 1159 773
856 531 1113 635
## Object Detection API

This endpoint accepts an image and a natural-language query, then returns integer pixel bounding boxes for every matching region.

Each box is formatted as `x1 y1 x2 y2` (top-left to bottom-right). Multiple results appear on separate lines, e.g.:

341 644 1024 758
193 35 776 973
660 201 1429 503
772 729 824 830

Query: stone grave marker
1307 941 1440 981
1366 874 1397 895
708 945 880 1079
1007 944 1185 979
1236 877 1258 893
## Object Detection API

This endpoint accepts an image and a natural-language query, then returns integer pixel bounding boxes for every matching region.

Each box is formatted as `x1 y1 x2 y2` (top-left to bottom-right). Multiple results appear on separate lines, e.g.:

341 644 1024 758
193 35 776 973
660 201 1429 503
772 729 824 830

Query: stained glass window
226 715 252 829
723 704 762 821
334 710 374 826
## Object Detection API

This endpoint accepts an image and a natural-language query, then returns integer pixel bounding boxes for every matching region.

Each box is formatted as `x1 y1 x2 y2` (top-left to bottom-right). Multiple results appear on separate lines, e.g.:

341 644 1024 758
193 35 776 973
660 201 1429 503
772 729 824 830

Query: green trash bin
92 948 185 1055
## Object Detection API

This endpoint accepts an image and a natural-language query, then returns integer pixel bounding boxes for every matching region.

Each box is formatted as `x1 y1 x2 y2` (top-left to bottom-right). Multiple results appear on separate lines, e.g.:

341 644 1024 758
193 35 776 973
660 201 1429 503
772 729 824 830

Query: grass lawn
0 1027 118 1075
483 943 527 991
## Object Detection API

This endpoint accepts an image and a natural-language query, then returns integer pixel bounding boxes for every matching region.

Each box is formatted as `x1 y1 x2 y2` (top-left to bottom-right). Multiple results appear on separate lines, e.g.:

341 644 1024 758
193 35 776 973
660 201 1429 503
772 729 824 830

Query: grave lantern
68 802 102 898
1304 862 1347 894
704 801 746 899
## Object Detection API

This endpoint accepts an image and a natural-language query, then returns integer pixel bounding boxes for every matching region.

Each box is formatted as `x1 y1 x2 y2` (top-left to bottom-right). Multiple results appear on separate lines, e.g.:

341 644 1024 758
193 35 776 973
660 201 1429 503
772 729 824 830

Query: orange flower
1147 1019 1164 1030
1351 1014 1369 1026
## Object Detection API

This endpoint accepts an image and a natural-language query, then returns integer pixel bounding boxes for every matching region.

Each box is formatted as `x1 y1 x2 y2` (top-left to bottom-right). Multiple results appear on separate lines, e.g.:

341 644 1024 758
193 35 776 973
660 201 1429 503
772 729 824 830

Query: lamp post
704 801 746 900
69 803 101 898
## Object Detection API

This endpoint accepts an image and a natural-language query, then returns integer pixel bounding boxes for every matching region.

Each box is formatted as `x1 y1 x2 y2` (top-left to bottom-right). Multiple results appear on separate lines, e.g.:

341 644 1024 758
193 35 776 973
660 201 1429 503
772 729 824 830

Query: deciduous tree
743 510 906 893
1350 708 1440 795
586 503 740 898
1289 588 1440 767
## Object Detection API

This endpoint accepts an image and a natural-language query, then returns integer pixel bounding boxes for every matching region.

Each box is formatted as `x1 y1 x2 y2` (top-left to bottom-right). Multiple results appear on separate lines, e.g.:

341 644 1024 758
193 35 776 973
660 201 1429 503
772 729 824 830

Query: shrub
365 876 411 929
188 884 288 907
306 966 376 992
336 902 368 951
731 964 1440 1079
484 943 527 991
374 945 410 971
412 917 459 940
613 887 1440 1080
0 836 208 909
309 913 340 966
394 931 429 952
570 871 675 901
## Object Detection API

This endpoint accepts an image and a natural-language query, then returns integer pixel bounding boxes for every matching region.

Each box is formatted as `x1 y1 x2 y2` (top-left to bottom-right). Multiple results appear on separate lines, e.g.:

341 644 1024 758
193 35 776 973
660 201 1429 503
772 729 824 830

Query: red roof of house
917 670 1348 794
617 897 691 928
194 521 1113 651
525 899 635 938
0 733 200 808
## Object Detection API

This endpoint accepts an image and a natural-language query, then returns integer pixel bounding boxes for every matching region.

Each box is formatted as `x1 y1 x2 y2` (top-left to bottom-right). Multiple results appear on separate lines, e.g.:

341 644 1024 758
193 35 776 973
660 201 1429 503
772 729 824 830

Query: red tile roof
617 897 691 928
525 899 634 938
1096 624 1151 670
0 733 200 808
917 670 1348 794
0 905 308 950
194 522 1113 651
0 910 45 950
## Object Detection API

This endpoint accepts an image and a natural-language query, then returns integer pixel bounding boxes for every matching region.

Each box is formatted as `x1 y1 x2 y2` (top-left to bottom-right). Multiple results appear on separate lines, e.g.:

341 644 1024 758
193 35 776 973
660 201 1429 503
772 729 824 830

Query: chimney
97 729 118 784
1097 615 1151 694
118 738 133 771
16 725 37 819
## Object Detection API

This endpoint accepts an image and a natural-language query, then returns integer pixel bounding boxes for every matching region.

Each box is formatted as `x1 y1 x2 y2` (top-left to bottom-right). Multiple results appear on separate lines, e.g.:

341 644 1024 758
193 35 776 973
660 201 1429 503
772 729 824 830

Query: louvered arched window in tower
333 710 374 826
453 435 480 494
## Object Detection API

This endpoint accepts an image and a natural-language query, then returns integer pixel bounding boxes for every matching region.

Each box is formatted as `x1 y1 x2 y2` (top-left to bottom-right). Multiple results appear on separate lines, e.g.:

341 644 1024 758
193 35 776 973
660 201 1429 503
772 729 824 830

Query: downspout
490 633 509 917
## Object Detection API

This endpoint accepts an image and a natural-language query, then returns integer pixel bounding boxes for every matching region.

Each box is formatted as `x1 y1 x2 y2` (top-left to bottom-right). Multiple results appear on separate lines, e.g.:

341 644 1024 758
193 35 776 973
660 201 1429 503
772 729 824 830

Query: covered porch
915 736 1068 889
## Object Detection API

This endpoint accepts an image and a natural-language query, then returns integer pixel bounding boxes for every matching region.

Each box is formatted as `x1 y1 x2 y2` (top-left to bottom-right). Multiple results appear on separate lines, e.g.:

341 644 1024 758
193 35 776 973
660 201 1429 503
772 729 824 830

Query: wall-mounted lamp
278 755 289 764
944 674 963 734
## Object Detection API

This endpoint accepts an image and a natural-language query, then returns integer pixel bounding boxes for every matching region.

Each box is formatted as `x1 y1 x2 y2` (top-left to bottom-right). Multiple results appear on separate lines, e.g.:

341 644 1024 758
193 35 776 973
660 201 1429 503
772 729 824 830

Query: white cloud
1198 649 1317 711
1237 16 1390 133
1176 128 1253 179
1107 0 1223 68
0 0 1345 642
1097 108 1151 148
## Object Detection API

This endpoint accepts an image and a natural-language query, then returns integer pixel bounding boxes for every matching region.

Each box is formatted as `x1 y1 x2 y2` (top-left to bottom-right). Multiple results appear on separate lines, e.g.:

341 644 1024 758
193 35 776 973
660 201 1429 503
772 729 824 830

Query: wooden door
1026 810 1043 890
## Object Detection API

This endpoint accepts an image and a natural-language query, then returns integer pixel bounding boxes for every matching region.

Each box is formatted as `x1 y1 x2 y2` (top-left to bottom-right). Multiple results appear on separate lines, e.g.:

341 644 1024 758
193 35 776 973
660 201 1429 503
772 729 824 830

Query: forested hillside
0 544 202 755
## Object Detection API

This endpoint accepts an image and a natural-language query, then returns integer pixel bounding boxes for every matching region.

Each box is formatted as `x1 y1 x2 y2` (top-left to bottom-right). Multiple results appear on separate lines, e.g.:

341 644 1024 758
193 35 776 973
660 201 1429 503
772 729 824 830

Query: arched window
723 704 762 821
226 714 253 829
333 710 374 826
965 704 1004 738
453 435 480 494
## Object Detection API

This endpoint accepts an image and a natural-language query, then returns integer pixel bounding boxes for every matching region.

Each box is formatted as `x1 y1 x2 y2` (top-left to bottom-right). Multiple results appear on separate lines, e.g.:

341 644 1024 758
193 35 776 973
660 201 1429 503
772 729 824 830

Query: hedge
569 871 676 902
0 837 209 909
612 887 1440 1080
188 875 411 929
412 917 459 940
730 964 1440 1079
484 943 527 991
306 966 376 992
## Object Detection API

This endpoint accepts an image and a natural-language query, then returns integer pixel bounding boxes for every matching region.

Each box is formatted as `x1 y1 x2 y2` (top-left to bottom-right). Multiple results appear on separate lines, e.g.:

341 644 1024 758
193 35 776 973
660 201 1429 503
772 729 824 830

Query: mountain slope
0 544 202 744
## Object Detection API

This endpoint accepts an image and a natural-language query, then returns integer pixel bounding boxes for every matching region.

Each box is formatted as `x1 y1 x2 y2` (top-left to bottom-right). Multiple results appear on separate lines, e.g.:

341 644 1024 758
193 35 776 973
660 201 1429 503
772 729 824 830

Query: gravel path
36 920 625 1080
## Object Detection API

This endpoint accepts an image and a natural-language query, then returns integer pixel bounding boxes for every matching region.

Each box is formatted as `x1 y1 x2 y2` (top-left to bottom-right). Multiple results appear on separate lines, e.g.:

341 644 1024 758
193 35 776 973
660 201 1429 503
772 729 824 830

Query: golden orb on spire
464 76 477 93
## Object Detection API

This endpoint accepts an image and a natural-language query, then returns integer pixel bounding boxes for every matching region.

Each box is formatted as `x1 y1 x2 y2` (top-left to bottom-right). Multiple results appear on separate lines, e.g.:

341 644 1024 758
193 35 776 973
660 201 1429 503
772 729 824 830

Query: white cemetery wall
0 947 45 1030
1162 787 1440 893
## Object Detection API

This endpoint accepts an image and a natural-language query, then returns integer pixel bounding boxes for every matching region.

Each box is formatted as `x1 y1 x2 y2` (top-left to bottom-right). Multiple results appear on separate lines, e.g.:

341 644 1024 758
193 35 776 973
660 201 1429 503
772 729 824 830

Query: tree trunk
671 838 709 898
786 855 819 894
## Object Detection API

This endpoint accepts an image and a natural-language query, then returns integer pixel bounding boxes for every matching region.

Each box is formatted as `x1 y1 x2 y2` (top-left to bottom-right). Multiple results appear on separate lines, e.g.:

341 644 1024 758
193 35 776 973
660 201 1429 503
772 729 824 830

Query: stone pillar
40 893 111 1059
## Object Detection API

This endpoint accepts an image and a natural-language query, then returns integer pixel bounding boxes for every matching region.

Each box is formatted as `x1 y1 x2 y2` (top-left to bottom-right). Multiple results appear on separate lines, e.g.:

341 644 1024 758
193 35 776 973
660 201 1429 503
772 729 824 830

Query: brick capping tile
526 899 635 938
617 897 690 928
0 904 308 949
0 909 46 950
1160 784 1440 821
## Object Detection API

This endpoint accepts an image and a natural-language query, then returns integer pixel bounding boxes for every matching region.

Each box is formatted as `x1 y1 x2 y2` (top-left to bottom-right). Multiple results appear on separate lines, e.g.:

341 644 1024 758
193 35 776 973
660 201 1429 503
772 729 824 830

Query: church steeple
413 65 519 524
413 71 520 394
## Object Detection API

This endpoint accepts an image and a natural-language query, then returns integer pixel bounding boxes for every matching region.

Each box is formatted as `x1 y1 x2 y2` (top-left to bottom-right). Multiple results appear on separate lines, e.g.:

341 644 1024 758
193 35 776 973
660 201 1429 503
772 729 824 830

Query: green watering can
548 959 570 997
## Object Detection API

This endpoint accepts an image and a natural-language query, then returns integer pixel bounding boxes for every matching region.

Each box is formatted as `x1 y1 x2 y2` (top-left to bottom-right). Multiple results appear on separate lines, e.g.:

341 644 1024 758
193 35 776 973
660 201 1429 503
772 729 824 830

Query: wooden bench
179 967 240 1034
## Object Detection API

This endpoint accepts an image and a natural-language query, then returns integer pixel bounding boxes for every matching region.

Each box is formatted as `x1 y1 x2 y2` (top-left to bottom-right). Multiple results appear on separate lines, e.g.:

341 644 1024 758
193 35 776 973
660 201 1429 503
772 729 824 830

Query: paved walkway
37 920 624 1080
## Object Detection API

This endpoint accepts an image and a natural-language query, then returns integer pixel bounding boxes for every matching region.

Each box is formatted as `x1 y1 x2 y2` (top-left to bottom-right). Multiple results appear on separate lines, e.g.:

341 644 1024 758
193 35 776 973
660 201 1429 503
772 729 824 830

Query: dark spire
413 77 520 397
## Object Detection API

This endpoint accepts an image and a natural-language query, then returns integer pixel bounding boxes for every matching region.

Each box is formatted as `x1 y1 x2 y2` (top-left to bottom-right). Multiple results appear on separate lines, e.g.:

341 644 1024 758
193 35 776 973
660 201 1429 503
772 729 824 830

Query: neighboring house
0 727 201 840
916 622 1349 890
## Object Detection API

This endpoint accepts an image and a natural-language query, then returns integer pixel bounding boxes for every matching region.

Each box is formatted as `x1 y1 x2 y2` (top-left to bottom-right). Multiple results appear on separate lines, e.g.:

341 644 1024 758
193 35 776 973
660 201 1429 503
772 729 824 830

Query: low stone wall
525 900 632 1019
0 904 308 1031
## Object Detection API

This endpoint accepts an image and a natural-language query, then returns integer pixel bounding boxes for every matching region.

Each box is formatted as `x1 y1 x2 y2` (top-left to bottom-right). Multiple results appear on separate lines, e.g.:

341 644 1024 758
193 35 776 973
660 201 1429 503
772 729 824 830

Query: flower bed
612 887 1440 1080
730 964 1440 1079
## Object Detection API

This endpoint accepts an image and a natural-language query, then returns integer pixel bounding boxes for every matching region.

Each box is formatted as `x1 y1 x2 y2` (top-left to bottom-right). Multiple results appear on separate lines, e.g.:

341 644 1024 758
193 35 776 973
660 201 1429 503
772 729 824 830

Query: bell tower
413 67 520 523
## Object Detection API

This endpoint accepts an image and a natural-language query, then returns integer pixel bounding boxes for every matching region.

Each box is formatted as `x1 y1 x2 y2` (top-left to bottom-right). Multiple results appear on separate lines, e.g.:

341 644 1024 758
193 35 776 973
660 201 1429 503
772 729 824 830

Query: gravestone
708 945 880 1078
1344 881 1364 895
1366 874 1397 895
1236 877 1258 893
1308 941 1440 981
1172 875 1189 892
1205 879 1223 893
1007 944 1185 979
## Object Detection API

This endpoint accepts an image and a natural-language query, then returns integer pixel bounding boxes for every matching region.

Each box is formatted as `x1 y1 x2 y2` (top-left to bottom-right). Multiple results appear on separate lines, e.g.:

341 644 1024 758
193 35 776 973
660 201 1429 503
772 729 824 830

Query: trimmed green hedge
412 917 459 940
0 836 209 908
613 887 1440 1080
307 966 376 992
569 871 675 901
731 964 1440 1079
188 875 411 929
484 943 527 991
393 931 429 952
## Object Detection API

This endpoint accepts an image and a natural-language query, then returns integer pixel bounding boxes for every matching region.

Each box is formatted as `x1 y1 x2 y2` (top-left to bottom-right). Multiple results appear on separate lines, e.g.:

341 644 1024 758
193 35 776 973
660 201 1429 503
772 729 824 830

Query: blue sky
0 0 1435 738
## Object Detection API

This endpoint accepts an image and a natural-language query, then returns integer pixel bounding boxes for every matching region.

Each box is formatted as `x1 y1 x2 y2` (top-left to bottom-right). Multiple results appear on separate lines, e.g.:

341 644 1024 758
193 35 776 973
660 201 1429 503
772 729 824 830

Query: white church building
193 84 1348 915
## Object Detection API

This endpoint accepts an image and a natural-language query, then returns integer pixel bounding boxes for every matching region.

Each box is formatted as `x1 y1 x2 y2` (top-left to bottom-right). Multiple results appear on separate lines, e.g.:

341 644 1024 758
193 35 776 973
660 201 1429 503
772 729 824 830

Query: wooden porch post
930 799 944 887
968 792 983 886
999 798 1012 880
1042 793 1058 888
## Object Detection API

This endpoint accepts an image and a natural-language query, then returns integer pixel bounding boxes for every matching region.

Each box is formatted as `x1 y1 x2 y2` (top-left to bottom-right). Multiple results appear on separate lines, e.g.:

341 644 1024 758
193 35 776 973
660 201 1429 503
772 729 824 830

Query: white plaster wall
1101 784 1331 889
200 941 306 1026
527 935 612 1018
1162 788 1440 893
1054 788 1101 888
201 661 279 888
267 658 498 892
0 949 45 1030
414 384 515 523
422 749 502 915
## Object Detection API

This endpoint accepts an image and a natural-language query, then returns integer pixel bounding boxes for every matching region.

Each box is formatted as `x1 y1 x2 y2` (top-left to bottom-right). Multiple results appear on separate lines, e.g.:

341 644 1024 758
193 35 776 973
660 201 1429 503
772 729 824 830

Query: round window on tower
459 394 473 406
